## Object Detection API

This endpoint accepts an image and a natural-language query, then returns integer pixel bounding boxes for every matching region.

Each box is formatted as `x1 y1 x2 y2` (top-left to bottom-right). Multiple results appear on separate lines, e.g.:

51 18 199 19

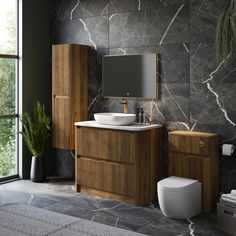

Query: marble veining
79 18 97 49
137 0 141 11
70 0 80 20
200 52 235 127
206 83 235 127
88 87 102 112
182 43 189 53
109 13 118 21
92 202 123 212
164 83 188 120
117 48 127 54
153 102 166 122
202 53 232 84
220 68 236 83
159 3 185 45
187 218 195 236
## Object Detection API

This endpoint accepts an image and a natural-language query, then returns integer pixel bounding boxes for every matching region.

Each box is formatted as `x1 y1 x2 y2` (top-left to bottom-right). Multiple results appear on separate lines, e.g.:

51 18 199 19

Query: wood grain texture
169 131 211 155
79 187 135 204
76 127 162 206
134 128 162 205
168 131 219 213
52 44 88 149
76 127 137 163
52 97 71 149
77 157 134 196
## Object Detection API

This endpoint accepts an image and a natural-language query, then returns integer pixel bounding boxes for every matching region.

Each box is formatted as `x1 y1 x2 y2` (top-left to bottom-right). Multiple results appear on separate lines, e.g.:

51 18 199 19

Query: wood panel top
169 131 217 137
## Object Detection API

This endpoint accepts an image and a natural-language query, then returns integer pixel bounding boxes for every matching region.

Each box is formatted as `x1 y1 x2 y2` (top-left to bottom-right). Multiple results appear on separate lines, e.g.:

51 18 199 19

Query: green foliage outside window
0 8 17 177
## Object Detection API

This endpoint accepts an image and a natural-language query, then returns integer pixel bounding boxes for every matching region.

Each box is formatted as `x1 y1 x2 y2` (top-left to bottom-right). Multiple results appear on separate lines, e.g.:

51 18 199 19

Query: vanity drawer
76 127 137 164
77 157 134 196
169 133 210 155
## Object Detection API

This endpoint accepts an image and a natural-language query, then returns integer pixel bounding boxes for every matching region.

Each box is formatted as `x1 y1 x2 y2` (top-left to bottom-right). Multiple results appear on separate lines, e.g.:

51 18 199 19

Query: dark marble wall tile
158 83 190 123
51 16 108 49
50 0 109 21
88 48 109 119
109 0 143 13
109 2 189 48
190 82 236 126
190 43 236 84
190 0 227 43
158 44 190 83
109 0 188 14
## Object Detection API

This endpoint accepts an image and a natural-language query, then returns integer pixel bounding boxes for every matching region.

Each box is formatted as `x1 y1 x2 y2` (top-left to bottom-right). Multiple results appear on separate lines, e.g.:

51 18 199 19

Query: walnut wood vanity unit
75 121 162 206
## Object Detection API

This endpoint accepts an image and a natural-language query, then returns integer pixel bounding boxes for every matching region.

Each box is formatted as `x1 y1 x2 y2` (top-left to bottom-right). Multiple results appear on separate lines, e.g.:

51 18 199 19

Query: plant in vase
215 0 236 63
20 101 51 182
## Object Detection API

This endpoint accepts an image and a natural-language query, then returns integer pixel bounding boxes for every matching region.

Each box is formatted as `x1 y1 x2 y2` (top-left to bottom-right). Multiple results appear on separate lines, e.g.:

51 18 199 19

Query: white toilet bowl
157 176 201 219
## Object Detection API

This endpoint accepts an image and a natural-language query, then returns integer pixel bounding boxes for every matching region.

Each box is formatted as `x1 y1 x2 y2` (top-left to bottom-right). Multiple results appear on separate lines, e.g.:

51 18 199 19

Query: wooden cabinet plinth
168 131 219 213
75 126 162 206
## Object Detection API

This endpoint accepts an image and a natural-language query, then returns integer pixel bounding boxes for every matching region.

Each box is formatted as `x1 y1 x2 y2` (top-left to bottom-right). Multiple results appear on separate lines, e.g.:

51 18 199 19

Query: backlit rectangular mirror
102 54 157 99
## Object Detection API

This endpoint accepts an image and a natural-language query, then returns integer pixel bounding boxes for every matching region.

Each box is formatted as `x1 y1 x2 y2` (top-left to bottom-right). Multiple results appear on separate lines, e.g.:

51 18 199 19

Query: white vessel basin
94 113 136 126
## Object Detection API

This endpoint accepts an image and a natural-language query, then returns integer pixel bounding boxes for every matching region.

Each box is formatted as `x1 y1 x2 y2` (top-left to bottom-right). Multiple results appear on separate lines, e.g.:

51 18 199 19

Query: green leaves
20 101 51 157
215 1 236 64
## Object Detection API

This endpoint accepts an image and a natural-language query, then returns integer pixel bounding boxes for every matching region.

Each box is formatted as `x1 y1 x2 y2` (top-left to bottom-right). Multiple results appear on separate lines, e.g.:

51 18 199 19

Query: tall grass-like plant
216 0 236 63
21 101 51 157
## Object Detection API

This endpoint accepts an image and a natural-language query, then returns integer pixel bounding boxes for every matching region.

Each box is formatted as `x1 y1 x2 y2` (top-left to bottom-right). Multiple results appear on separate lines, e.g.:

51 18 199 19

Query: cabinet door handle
199 141 205 147
53 95 69 99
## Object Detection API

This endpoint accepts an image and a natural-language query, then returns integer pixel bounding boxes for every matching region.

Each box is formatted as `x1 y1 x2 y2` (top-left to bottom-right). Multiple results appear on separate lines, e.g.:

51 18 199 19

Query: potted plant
20 101 51 182
215 0 236 63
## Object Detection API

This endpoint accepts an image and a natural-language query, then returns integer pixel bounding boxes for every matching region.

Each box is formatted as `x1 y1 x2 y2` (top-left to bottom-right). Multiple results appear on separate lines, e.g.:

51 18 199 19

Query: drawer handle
199 141 205 148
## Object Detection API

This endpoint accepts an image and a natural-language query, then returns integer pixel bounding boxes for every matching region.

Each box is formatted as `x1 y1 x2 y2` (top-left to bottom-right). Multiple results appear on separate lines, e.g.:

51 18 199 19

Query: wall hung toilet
158 176 201 219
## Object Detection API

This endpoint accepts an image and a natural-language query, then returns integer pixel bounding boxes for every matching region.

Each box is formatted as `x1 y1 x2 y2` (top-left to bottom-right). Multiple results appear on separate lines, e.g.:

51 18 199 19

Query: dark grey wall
50 0 236 192
21 0 51 178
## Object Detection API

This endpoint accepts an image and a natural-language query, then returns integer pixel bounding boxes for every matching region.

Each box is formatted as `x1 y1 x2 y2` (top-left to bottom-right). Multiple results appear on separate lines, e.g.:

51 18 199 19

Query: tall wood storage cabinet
52 44 88 150
168 131 219 213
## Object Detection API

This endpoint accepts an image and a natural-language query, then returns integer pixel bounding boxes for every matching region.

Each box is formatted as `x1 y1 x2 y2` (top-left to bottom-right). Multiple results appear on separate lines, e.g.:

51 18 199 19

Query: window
0 0 19 180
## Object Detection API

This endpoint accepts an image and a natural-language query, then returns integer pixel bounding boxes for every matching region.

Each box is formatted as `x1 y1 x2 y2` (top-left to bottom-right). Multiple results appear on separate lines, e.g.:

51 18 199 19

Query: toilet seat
158 176 199 192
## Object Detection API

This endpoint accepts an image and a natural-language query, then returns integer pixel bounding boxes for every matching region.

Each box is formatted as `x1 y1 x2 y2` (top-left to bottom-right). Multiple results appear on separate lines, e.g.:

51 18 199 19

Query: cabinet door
169 152 212 212
77 157 134 196
52 45 70 96
52 97 71 149
52 44 88 149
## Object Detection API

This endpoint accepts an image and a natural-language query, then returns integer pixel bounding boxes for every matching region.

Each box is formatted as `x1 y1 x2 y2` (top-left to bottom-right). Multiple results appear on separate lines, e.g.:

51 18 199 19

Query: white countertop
75 120 162 131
